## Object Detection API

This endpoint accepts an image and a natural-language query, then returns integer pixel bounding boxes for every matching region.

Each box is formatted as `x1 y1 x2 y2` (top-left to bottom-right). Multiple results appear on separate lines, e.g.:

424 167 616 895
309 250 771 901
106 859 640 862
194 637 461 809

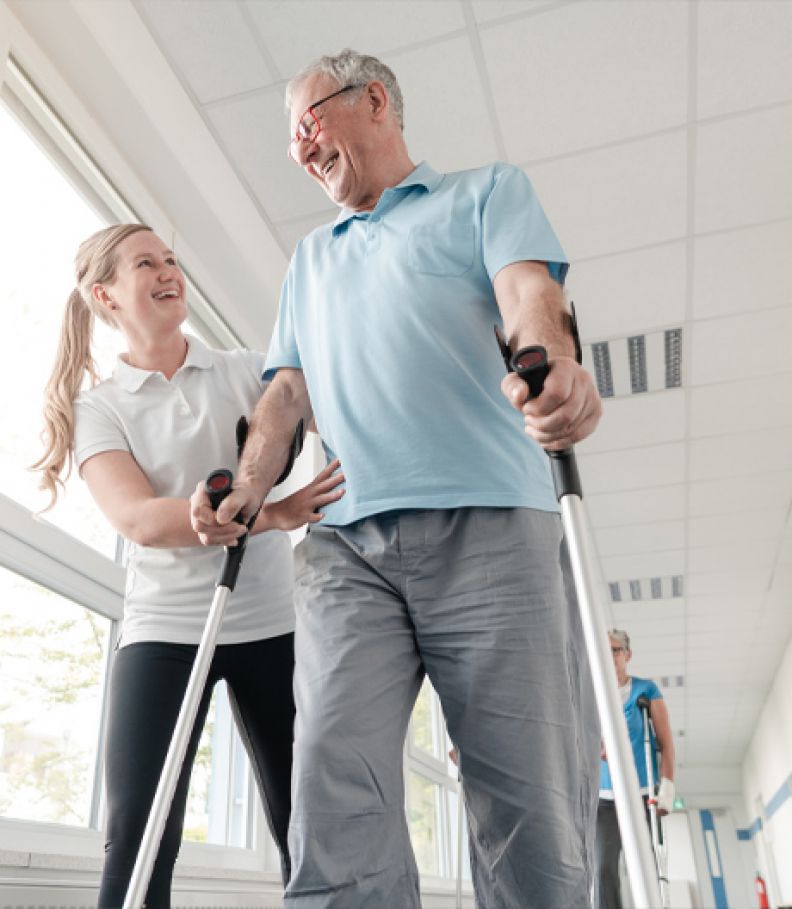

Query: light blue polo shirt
265 161 568 526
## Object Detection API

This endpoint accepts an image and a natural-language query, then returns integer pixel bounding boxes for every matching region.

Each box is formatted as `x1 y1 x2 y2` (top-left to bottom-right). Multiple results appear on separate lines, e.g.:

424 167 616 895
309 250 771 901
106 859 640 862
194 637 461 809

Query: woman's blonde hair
32 223 152 509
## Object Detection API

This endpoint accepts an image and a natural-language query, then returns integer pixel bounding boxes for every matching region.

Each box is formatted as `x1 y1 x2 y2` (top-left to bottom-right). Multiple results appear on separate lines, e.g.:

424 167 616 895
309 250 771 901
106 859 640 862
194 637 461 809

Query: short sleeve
73 395 130 470
263 262 301 382
481 163 569 286
644 679 663 701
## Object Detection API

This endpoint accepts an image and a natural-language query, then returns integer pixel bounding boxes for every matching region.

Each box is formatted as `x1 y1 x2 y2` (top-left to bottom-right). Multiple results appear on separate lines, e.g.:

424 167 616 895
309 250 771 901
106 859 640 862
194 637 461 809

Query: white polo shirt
73 335 294 648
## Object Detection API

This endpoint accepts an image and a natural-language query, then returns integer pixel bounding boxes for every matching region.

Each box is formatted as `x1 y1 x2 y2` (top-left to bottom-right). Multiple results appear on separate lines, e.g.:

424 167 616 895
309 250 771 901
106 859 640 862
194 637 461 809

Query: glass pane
182 691 217 843
0 566 111 826
411 678 437 757
409 771 440 876
0 98 119 556
448 788 472 882
0 99 207 557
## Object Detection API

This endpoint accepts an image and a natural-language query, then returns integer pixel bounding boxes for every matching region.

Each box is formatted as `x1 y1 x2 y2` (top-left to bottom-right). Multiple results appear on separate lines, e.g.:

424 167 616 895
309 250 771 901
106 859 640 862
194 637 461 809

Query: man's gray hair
285 49 404 131
608 629 631 651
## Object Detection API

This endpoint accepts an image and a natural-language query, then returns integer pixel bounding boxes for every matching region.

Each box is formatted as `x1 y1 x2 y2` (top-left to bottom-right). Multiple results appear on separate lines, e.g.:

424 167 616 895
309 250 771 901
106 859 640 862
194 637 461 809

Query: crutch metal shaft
123 469 247 909
639 697 669 908
506 342 662 909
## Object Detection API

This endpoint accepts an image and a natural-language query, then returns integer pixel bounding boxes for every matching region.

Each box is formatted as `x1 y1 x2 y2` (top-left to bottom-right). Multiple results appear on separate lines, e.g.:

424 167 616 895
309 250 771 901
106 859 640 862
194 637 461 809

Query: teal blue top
265 161 568 526
600 676 663 797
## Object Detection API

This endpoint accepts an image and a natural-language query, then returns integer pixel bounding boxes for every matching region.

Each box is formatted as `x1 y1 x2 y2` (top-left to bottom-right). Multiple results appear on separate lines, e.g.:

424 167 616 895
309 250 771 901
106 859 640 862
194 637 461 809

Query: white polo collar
112 334 213 393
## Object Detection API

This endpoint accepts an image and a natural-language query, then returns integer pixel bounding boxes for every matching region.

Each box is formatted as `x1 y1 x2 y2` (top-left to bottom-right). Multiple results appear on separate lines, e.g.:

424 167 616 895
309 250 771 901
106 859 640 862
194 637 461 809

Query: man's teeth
322 156 337 177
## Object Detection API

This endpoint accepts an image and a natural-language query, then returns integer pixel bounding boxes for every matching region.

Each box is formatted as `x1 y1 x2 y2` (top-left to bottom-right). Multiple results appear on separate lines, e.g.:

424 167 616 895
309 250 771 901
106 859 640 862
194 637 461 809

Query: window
407 679 471 889
0 55 269 874
0 567 113 827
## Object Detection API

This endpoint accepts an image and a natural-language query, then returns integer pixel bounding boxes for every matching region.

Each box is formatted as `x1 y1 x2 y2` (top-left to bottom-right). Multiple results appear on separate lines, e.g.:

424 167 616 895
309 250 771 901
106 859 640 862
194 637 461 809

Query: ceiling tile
690 429 792 481
206 88 326 223
689 508 788 549
601 551 684 581
586 485 686 529
690 377 792 437
530 131 688 260
688 543 776 576
596 521 685 557
137 0 276 104
245 0 466 76
577 443 686 495
566 242 687 340
687 594 763 617
692 220 792 320
690 307 792 386
274 209 337 255
695 106 792 235
471 0 562 24
689 474 792 518
687 570 770 597
388 39 501 173
697 0 792 119
577 390 686 454
482 0 687 161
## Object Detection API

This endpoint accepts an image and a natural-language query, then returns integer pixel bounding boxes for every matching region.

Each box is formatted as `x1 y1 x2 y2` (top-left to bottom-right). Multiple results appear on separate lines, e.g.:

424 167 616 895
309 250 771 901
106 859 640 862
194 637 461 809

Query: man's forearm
237 372 312 500
495 261 576 360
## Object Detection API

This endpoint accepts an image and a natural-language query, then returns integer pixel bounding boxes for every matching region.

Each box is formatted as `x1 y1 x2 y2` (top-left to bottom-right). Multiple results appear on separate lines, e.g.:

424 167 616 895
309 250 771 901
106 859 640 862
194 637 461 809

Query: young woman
596 629 676 909
33 223 344 907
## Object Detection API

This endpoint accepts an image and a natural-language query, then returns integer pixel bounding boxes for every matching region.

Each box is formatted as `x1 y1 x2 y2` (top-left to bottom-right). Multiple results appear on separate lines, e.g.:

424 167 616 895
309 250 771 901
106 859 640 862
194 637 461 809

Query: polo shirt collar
112 334 213 392
332 161 443 234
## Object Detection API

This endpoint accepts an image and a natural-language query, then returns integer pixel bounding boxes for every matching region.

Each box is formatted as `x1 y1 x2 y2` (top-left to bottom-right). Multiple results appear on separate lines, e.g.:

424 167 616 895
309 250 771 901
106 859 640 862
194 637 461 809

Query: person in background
33 223 344 908
596 628 676 909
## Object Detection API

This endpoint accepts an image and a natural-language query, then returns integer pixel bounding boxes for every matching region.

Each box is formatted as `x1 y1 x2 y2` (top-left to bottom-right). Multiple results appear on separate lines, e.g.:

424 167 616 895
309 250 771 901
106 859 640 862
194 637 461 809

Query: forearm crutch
123 418 304 909
122 467 250 909
498 337 662 909
638 696 669 907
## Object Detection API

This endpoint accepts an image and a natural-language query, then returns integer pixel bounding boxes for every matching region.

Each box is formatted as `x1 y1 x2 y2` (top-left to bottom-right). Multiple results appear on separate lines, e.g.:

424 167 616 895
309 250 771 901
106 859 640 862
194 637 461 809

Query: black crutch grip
637 696 651 713
204 469 248 592
504 343 584 501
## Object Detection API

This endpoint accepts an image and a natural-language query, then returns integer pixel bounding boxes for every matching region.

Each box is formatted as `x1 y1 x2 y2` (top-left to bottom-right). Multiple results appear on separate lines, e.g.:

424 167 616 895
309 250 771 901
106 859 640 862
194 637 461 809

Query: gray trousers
284 507 599 909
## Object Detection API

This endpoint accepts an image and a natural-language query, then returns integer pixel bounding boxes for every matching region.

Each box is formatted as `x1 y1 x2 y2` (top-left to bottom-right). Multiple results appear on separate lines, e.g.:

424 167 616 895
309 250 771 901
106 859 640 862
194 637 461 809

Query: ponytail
31 289 100 509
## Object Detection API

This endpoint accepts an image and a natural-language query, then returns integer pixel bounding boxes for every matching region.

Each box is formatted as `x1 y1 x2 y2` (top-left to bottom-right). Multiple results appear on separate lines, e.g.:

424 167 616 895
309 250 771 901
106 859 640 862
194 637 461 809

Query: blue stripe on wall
700 809 729 909
740 772 792 840
765 773 792 820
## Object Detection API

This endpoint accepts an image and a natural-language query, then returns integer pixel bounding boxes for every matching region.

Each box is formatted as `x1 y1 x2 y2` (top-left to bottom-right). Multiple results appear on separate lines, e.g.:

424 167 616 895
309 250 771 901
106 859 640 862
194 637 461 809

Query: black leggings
595 797 659 909
97 633 295 909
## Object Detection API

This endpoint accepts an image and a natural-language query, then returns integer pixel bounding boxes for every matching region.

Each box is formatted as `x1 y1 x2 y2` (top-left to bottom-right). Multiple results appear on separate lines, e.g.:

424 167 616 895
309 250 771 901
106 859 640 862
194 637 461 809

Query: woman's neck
123 330 188 380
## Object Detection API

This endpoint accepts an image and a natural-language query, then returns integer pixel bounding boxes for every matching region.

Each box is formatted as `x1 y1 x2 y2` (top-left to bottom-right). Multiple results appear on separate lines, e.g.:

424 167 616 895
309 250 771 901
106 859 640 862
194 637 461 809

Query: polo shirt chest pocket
407 223 476 276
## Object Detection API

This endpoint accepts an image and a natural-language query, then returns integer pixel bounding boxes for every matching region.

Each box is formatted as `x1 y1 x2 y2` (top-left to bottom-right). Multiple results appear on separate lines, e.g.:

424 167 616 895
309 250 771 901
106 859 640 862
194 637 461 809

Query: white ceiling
9 0 792 777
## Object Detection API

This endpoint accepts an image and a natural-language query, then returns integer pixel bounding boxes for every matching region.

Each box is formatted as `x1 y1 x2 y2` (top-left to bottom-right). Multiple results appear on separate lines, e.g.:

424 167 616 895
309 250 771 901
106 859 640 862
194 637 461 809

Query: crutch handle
206 468 234 511
204 469 250 592
500 340 583 500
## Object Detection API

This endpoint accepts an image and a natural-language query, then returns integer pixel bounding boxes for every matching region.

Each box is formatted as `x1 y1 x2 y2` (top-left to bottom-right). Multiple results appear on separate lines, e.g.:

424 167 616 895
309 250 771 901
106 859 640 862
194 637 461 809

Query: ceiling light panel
584 328 683 398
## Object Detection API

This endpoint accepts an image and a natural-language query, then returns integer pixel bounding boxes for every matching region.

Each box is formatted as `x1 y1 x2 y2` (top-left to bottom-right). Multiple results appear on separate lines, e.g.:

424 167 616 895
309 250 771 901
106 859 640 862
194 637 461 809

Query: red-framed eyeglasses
287 84 364 163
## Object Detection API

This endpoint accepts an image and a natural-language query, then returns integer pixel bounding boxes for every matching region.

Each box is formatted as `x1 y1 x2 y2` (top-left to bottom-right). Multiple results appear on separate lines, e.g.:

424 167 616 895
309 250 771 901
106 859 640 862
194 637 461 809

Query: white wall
742 635 792 907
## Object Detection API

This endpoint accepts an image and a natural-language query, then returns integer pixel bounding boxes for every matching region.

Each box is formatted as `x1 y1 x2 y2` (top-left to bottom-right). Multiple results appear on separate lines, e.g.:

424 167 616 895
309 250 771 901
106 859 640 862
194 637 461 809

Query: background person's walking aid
123 418 303 909
638 695 670 908
496 330 663 909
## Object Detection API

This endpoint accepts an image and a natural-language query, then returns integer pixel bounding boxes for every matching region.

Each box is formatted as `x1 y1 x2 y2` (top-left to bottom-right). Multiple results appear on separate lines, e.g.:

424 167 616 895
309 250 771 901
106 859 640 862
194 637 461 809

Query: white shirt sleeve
73 394 130 470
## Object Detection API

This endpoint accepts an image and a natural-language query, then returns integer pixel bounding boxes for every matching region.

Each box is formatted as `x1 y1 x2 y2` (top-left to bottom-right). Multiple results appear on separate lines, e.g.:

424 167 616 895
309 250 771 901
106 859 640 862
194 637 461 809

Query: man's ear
366 81 389 121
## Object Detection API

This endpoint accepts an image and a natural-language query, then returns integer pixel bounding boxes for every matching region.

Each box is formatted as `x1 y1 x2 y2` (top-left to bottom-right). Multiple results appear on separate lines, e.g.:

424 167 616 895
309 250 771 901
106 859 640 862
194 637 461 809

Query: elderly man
193 49 601 909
